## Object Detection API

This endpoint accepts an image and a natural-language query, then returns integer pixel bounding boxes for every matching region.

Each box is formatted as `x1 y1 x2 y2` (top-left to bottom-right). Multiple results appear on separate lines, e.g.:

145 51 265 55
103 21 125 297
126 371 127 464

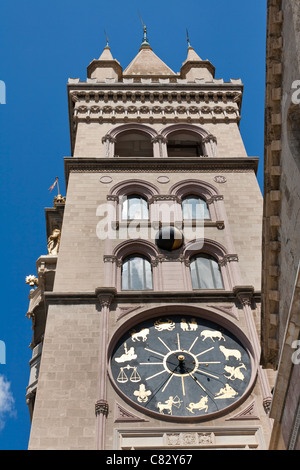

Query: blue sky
0 0 266 449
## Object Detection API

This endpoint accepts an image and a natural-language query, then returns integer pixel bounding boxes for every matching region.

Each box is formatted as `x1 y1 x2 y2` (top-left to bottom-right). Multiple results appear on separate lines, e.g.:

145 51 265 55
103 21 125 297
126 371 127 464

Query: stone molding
226 400 260 421
67 81 243 153
72 102 241 126
114 402 149 423
115 426 264 449
64 157 259 186
68 87 243 104
43 289 261 304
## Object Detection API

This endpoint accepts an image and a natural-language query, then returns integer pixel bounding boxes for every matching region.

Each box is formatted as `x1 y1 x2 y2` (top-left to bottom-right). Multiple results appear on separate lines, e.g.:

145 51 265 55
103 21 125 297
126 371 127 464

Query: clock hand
195 367 220 380
161 372 175 392
195 347 214 357
146 369 168 381
158 336 171 352
188 336 199 352
144 369 177 407
188 372 207 392
144 347 165 358
181 376 186 396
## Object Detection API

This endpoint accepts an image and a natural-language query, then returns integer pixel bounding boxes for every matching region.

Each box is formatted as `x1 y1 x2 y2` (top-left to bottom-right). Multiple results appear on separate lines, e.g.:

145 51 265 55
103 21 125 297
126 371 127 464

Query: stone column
101 135 116 158
234 286 273 421
202 134 218 157
151 135 168 157
95 287 117 450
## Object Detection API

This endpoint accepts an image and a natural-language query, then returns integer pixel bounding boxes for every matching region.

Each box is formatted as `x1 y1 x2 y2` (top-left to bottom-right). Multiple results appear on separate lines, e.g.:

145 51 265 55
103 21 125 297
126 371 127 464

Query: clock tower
26 29 273 450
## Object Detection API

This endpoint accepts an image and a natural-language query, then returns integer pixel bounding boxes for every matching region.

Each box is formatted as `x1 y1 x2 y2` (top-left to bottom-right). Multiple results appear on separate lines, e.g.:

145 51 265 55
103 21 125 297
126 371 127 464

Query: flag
49 177 58 192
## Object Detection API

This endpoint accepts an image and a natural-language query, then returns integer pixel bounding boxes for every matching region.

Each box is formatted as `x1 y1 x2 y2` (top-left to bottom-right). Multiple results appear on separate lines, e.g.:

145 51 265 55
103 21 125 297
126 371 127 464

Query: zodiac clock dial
110 315 252 419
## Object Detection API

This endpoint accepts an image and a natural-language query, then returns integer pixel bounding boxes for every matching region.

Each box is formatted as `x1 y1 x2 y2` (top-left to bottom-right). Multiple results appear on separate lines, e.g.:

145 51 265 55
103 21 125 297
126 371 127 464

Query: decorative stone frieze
165 431 215 447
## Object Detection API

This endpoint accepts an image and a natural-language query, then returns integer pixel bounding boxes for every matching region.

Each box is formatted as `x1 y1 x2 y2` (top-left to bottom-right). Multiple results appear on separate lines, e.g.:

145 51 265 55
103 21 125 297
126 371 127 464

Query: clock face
110 315 252 419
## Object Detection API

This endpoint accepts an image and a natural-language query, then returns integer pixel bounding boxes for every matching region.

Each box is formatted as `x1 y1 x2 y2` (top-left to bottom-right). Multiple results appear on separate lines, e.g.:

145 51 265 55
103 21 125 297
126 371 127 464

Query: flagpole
56 177 60 195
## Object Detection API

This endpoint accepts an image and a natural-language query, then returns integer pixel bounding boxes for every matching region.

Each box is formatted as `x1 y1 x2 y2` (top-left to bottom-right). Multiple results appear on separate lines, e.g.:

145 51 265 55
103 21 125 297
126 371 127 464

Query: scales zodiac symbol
117 364 141 384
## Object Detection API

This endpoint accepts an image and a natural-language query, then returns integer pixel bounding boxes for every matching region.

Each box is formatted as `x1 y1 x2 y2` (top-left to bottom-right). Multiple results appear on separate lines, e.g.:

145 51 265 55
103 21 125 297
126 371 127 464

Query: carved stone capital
102 135 116 144
95 399 109 417
103 255 117 263
106 194 119 202
148 194 180 204
206 195 224 204
95 287 117 308
202 134 217 144
151 134 168 144
233 286 255 307
263 396 272 415
103 255 122 267
150 258 160 267
219 254 239 267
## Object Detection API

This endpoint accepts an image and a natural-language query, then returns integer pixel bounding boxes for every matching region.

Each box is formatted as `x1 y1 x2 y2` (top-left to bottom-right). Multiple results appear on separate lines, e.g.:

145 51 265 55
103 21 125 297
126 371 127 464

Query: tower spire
104 29 110 49
138 11 150 48
186 28 191 48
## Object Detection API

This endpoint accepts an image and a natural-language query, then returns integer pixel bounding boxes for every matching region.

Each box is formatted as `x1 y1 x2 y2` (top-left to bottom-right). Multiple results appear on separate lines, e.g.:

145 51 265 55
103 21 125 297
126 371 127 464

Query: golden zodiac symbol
180 318 198 331
133 384 152 403
215 383 238 399
219 345 242 361
186 396 209 414
156 395 182 415
154 318 176 331
200 329 226 342
130 328 150 342
223 364 246 381
116 365 141 383
115 343 137 363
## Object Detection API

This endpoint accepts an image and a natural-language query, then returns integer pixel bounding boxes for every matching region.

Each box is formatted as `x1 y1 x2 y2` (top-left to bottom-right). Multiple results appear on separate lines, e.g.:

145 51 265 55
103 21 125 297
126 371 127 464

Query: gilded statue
47 228 61 255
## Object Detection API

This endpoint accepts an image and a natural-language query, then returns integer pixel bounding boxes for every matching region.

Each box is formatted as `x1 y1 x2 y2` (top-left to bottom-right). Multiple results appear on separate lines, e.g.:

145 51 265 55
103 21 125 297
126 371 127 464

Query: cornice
67 80 243 91
68 86 243 108
63 156 259 187
67 82 244 154
71 103 241 124
44 289 261 305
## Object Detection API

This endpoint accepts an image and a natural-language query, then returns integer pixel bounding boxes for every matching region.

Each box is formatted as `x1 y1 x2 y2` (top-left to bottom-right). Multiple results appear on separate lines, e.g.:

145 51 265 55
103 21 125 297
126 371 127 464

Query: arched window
121 195 149 220
115 131 153 157
121 255 153 290
167 131 204 157
190 254 224 289
182 195 210 220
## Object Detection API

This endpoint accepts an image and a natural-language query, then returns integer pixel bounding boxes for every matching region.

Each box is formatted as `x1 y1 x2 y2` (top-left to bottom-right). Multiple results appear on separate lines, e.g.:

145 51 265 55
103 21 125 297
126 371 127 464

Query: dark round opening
155 226 183 251
165 351 196 375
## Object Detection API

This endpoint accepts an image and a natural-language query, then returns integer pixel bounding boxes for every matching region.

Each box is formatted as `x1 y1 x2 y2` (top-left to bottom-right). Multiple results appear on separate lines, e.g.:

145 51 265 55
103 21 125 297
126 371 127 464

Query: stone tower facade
262 0 300 450
26 31 273 450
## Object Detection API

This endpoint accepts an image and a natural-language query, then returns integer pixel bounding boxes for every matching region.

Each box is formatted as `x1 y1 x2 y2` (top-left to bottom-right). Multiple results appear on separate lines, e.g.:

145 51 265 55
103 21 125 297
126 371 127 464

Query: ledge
67 79 243 90
64 156 259 186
